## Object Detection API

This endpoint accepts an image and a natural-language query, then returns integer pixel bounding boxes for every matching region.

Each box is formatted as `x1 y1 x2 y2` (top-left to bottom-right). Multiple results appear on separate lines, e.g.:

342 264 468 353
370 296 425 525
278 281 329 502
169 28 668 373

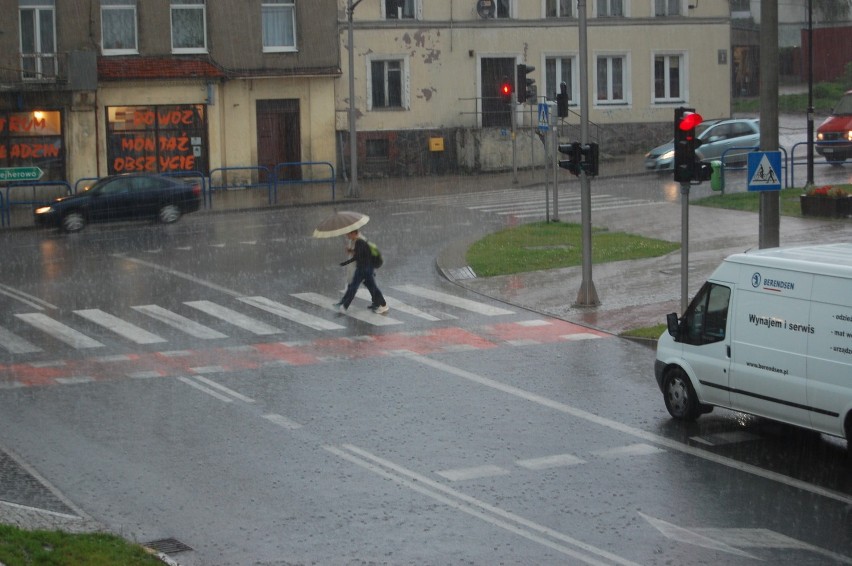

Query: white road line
393 284 514 316
190 375 255 403
436 465 511 482
239 296 345 331
177 376 233 403
354 289 446 321
328 444 639 566
590 444 666 459
0 284 57 311
0 326 42 354
291 292 403 326
407 354 852 506
516 453 586 471
132 305 228 339
74 309 166 344
184 301 282 335
262 413 302 430
113 255 243 297
15 313 104 349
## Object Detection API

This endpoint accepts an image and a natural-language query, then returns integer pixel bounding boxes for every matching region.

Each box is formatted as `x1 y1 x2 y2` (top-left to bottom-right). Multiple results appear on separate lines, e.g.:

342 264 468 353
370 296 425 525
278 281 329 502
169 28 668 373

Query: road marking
393 284 514 316
262 413 302 430
177 376 233 403
327 444 640 566
184 301 282 335
0 326 42 354
112 255 243 297
0 283 57 311
132 305 228 339
354 289 447 321
15 313 104 349
590 444 666 459
407 354 852 506
75 309 166 344
436 465 511 482
190 375 255 403
516 453 586 471
292 292 403 326
239 296 345 331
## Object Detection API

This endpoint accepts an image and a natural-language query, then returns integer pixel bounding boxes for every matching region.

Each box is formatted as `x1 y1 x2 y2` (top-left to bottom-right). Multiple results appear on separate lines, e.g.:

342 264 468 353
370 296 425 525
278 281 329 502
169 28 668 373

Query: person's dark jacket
340 238 372 268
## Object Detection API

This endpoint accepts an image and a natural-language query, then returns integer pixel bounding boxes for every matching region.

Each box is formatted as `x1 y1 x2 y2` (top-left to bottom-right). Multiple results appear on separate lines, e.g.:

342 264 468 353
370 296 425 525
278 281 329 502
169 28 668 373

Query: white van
655 243 852 443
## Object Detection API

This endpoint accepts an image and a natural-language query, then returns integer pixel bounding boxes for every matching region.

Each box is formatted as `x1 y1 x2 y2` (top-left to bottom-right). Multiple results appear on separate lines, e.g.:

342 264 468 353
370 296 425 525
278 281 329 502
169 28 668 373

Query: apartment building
0 0 339 184
337 0 732 176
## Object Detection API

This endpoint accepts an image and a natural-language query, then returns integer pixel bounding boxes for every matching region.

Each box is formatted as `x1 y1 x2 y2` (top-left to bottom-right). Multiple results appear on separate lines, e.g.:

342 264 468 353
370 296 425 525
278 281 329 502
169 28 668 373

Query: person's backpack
367 240 384 268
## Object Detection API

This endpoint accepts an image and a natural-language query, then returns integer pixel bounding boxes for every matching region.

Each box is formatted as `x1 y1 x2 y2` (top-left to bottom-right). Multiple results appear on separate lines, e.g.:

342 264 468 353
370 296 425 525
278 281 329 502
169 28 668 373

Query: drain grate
144 537 193 555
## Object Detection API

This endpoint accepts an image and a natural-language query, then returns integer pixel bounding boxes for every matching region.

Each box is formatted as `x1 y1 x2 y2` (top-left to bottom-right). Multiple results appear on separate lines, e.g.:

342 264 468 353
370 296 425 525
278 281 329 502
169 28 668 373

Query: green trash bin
710 160 723 192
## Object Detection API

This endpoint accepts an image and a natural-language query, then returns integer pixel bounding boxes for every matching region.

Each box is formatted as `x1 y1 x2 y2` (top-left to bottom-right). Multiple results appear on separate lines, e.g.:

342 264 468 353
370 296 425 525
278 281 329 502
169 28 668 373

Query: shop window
106 105 207 175
172 0 207 53
0 110 64 181
262 0 296 52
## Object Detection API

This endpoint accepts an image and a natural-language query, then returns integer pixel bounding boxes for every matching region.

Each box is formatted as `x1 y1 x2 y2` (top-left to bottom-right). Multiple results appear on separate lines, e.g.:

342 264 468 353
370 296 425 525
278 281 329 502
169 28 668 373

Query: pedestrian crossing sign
537 103 549 132
747 151 782 191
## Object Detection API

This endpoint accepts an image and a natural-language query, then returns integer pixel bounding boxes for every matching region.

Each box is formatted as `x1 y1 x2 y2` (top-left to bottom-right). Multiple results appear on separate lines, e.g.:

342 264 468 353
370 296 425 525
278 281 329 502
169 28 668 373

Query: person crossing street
334 229 388 314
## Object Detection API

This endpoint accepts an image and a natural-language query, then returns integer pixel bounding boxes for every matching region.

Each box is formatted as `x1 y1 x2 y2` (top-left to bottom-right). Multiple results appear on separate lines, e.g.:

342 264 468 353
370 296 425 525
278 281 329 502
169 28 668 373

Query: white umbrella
312 210 370 238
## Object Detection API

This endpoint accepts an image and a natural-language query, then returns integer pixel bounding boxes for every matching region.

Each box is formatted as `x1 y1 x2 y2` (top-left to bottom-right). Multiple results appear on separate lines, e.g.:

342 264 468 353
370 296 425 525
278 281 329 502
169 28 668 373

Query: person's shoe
371 304 389 314
333 301 346 313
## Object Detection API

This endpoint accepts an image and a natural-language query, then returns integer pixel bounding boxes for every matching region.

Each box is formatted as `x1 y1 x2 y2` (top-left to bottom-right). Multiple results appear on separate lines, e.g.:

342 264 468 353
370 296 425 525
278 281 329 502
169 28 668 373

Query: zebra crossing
0 283 573 357
393 187 654 219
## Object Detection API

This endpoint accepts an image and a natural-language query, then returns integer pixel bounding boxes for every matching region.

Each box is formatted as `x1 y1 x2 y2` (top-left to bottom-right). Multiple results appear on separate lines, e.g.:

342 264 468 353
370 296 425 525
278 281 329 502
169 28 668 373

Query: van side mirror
666 313 680 337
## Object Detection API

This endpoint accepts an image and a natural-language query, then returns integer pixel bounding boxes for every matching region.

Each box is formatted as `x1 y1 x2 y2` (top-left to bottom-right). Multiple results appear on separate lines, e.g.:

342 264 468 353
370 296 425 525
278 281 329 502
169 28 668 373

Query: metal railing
789 140 849 187
2 180 72 227
273 161 336 203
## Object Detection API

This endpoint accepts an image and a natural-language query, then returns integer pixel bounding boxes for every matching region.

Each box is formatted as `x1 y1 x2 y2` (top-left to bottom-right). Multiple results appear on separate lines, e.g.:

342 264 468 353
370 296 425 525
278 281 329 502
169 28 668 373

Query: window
369 59 405 110
730 0 750 13
545 56 575 104
654 53 682 102
19 0 56 80
546 0 572 18
262 0 296 52
680 282 730 346
597 0 624 17
495 0 511 18
384 0 417 19
171 0 207 53
655 0 680 16
101 0 137 54
596 55 627 104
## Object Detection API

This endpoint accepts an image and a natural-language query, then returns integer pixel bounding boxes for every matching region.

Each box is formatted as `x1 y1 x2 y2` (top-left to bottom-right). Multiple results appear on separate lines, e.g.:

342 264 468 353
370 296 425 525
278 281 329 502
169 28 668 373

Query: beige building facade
338 0 732 175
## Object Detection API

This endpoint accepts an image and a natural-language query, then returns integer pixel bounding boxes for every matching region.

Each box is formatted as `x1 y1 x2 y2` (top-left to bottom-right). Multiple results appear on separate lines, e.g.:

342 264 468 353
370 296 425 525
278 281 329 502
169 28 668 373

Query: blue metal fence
2 180 73 227
273 161 336 203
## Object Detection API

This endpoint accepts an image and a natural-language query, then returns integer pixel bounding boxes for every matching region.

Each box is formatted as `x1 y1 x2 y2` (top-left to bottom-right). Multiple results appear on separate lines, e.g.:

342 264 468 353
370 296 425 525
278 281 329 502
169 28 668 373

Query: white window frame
594 0 627 17
262 0 297 53
19 0 57 81
543 0 572 18
366 54 409 111
382 0 421 20
101 0 138 55
653 0 683 17
544 54 578 106
489 0 514 19
594 52 631 107
171 0 207 54
652 51 686 103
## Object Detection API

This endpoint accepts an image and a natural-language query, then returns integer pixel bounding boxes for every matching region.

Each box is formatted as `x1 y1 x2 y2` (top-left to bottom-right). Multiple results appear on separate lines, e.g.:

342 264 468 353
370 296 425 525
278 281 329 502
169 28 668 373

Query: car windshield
833 93 852 114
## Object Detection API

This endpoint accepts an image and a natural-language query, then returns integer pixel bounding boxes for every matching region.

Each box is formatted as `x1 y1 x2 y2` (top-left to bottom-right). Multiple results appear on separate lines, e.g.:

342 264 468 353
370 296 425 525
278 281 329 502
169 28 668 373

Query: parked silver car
645 118 760 172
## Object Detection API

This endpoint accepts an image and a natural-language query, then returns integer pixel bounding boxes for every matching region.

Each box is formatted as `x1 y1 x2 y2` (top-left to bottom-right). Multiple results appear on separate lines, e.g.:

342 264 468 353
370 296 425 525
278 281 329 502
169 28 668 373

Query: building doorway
256 99 301 180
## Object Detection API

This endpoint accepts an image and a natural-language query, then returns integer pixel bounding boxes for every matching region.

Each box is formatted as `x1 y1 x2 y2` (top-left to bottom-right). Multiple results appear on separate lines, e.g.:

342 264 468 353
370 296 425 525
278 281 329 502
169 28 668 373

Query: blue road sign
747 151 782 191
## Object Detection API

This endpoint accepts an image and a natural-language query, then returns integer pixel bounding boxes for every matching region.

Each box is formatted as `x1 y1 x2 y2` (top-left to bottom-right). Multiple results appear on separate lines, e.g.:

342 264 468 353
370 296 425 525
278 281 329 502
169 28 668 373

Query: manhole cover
144 538 193 555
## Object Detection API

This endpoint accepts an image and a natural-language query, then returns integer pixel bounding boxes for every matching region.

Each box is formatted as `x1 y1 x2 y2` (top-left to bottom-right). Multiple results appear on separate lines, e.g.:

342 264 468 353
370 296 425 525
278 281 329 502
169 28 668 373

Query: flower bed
800 186 852 218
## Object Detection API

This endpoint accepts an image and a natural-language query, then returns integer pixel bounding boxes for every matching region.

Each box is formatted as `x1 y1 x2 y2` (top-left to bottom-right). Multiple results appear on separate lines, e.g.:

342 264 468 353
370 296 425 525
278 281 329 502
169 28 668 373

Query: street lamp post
346 0 364 198
806 0 815 187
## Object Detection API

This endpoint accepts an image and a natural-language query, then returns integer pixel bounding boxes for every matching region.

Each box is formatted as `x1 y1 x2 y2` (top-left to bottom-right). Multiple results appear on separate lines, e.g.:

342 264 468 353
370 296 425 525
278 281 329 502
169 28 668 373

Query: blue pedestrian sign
747 151 782 191
537 103 549 132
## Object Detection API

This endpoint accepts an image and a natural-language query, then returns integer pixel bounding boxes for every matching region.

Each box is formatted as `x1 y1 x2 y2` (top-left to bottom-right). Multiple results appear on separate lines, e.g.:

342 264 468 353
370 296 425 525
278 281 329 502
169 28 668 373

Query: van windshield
834 92 852 115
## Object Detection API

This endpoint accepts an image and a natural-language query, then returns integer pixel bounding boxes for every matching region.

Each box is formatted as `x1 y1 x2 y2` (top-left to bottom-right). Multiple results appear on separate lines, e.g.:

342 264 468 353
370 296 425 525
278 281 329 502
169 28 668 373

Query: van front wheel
663 367 701 421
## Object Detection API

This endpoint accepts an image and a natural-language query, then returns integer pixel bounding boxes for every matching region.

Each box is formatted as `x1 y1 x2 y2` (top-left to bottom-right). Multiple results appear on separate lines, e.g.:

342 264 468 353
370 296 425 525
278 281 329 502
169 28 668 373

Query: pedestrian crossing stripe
747 151 782 191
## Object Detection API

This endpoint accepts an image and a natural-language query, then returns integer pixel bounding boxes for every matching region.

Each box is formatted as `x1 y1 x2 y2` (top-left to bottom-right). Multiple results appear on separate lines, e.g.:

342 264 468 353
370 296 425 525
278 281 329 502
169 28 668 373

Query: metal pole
346 0 362 198
758 0 779 249
806 0 815 187
680 182 690 313
512 93 518 184
574 0 599 307
551 103 558 223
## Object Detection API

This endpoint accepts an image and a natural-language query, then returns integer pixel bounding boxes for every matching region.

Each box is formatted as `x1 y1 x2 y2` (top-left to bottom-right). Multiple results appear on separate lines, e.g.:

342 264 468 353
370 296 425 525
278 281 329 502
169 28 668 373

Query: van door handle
727 345 731 358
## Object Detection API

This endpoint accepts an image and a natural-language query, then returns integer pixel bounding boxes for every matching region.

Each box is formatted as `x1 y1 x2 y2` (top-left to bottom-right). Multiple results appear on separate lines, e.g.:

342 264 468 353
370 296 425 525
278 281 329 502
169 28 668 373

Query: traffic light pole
574 0 599 307
511 93 518 184
680 182 690 313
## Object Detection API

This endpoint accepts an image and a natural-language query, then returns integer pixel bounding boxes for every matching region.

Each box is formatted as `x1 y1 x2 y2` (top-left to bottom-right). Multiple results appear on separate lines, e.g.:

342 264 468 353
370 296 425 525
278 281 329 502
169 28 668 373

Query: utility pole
806 0 815 187
758 0 779 248
574 0 599 307
346 0 364 198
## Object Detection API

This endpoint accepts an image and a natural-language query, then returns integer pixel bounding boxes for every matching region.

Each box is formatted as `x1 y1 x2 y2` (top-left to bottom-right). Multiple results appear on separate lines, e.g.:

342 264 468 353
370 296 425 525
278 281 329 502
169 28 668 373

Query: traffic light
499 76 513 104
674 107 703 183
558 142 599 176
556 81 568 118
558 142 582 175
516 64 536 104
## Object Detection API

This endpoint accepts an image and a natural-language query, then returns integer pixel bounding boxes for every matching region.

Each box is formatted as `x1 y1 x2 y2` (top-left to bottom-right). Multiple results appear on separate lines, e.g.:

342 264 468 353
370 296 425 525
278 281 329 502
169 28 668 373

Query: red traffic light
679 112 703 131
500 82 512 96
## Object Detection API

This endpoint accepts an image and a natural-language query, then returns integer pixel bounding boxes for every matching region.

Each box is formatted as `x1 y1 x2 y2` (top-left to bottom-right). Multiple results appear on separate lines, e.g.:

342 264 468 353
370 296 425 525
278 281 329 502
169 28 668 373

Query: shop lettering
159 155 195 171
132 109 195 128
160 134 190 152
0 143 60 159
113 156 157 172
121 136 156 152
0 115 47 133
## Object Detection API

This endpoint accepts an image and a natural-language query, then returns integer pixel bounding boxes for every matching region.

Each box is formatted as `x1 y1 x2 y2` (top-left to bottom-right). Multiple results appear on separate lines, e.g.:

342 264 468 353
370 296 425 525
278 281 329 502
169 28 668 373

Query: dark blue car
34 173 202 232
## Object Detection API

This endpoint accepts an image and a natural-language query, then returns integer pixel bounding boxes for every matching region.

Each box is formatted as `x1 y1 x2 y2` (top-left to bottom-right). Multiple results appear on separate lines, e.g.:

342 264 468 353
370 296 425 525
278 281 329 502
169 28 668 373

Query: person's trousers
341 266 386 308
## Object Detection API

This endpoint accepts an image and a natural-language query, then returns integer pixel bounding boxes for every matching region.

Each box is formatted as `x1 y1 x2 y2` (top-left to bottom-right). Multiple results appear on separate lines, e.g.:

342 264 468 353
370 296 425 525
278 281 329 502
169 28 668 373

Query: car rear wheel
158 204 181 224
663 367 701 421
61 212 86 232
